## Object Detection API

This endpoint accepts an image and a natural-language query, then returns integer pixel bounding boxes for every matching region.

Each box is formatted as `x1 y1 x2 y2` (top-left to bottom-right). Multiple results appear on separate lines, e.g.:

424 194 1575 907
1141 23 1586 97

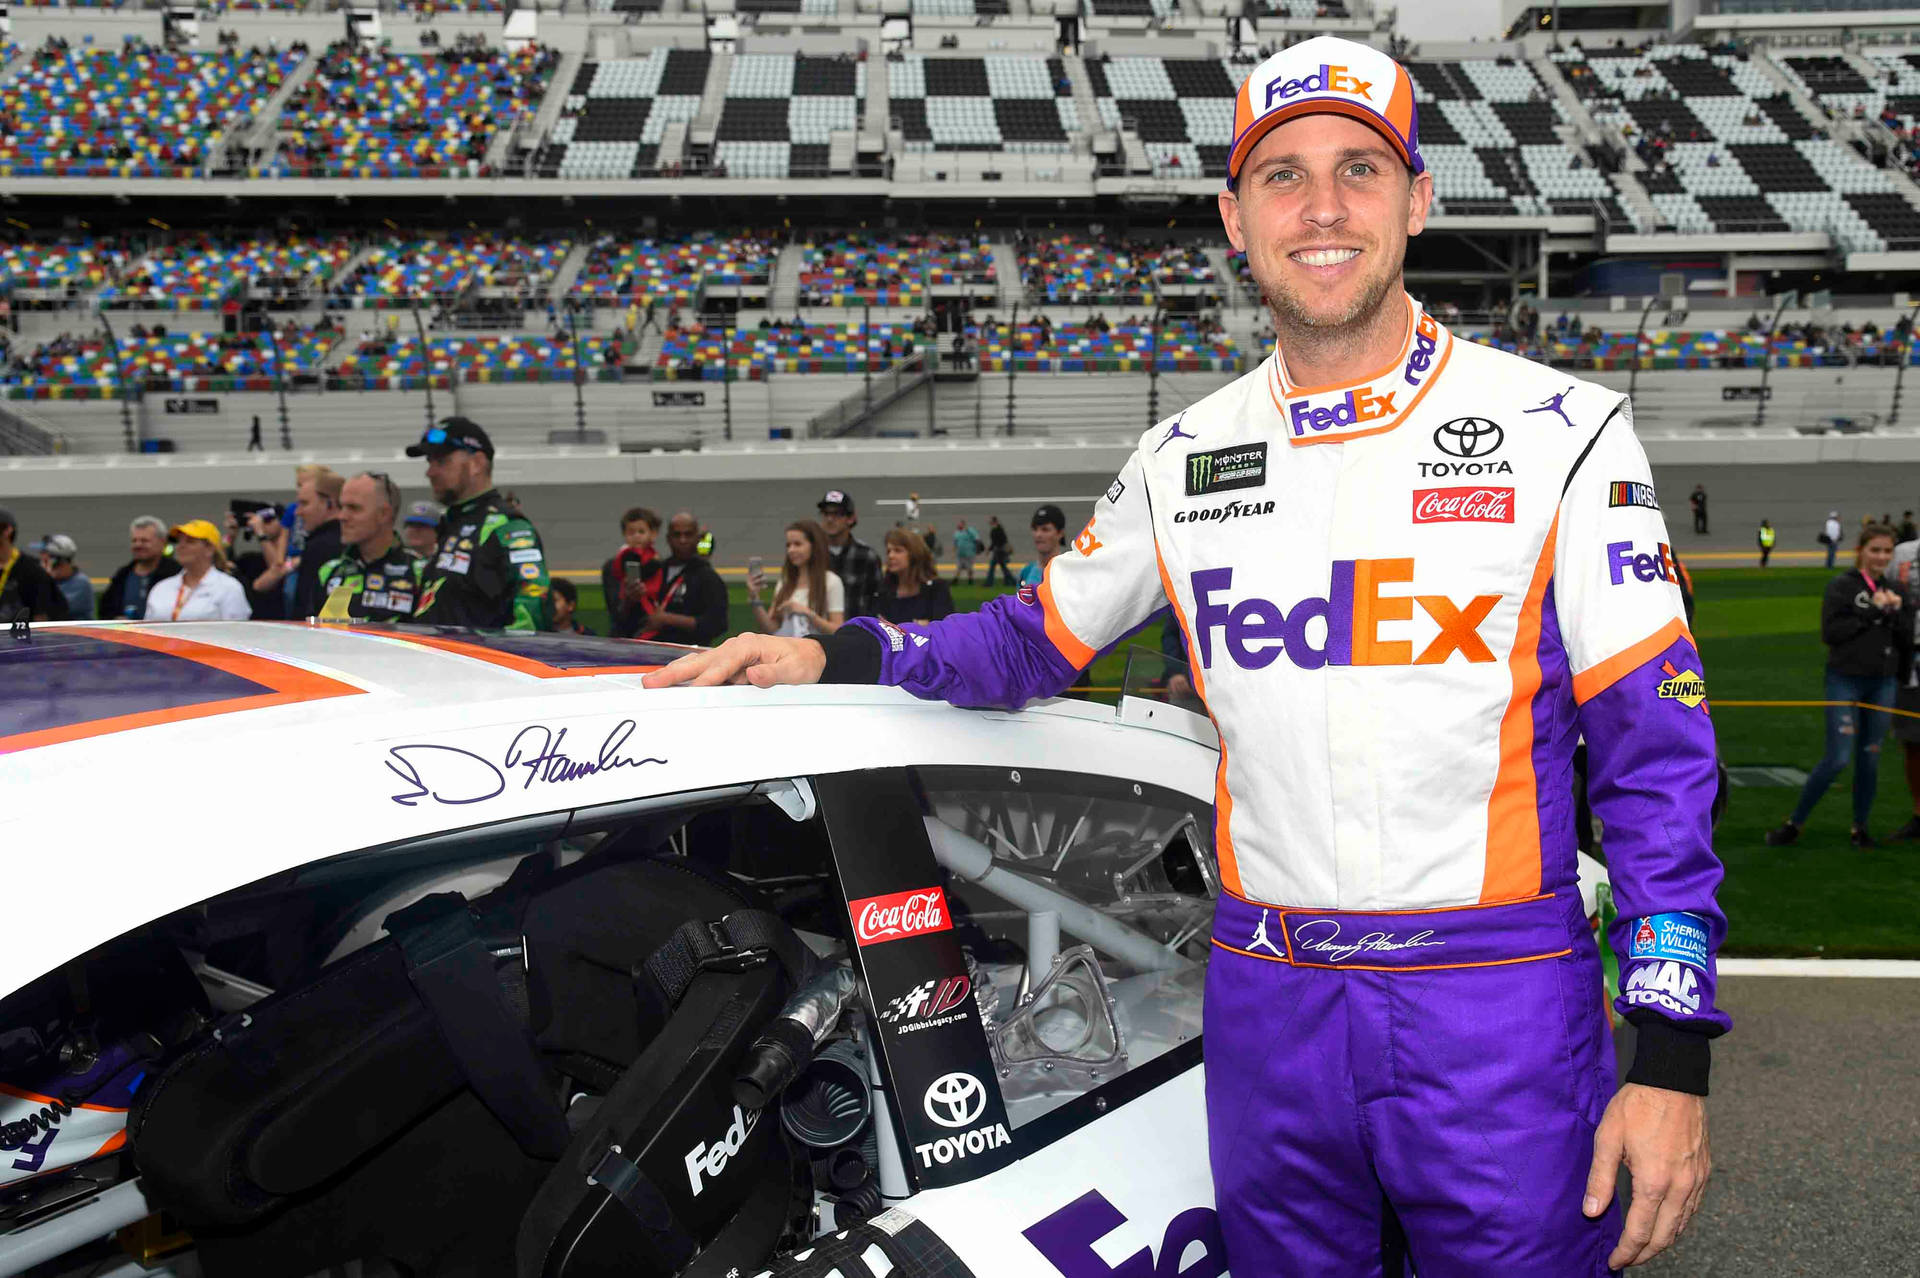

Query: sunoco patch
1185 442 1268 497
1627 912 1710 971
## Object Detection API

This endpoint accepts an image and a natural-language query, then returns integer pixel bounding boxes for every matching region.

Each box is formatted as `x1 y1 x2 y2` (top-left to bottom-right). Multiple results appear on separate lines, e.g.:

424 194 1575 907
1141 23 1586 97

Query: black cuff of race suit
1624 1017 1712 1096
809 627 883 684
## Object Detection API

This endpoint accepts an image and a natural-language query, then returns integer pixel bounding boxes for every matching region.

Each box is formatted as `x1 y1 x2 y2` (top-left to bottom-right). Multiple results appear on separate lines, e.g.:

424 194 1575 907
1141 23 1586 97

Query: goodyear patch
1627 912 1710 971
1184 443 1267 497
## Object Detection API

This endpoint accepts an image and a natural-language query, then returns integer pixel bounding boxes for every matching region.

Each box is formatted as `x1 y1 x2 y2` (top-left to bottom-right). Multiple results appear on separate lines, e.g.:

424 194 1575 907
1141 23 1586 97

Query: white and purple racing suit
812 297 1728 1277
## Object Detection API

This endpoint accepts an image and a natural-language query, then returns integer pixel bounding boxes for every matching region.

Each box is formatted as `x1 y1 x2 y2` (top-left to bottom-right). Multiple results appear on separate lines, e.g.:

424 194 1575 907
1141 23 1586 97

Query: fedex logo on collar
1264 64 1374 110
1403 312 1440 387
1285 314 1438 439
1607 540 1678 585
1191 562 1500 671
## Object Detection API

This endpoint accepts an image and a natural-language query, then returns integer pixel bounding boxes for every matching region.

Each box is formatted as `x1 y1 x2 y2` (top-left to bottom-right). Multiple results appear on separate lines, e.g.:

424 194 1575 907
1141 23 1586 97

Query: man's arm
487 515 550 632
647 452 1167 704
1557 398 1726 1267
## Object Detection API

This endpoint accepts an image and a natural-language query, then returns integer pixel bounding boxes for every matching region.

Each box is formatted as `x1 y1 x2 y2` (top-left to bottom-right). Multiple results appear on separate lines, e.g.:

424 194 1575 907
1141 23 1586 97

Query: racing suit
415 490 550 631
813 297 1728 1276
316 540 424 623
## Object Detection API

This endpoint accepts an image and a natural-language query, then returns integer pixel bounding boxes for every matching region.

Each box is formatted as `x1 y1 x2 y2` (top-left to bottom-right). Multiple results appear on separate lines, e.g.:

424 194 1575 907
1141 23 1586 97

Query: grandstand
3 0 1920 465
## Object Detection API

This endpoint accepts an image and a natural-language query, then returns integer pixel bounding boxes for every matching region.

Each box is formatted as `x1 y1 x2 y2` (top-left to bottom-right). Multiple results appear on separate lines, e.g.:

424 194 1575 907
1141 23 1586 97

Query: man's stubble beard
1259 238 1406 367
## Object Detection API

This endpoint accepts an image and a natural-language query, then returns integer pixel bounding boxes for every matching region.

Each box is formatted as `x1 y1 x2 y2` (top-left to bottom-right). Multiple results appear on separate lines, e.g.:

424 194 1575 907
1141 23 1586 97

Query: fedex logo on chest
1190 562 1501 672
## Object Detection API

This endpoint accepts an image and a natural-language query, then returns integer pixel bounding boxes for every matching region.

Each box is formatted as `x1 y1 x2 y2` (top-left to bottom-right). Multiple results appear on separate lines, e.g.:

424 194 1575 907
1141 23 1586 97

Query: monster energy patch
1184 443 1268 497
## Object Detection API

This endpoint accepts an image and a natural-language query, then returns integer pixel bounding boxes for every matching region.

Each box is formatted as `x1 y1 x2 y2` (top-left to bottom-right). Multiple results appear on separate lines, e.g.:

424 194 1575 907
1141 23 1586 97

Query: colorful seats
100 236 356 309
334 332 629 389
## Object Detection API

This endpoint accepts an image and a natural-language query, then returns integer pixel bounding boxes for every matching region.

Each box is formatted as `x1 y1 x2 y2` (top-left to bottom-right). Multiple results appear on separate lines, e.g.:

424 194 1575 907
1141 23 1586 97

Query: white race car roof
1 622 1218 999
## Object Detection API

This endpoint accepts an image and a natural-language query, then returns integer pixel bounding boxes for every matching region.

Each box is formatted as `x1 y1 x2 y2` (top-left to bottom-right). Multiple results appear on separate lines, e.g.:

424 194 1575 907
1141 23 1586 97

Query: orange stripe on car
347 628 662 679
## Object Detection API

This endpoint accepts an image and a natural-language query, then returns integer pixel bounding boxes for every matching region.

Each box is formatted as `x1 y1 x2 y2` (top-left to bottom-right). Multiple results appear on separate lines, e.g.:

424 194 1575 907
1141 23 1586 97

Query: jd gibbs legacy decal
1185 442 1268 497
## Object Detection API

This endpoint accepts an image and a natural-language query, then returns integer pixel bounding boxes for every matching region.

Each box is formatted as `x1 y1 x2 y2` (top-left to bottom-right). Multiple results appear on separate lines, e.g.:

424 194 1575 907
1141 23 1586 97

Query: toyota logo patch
923 1072 987 1129
1433 417 1504 459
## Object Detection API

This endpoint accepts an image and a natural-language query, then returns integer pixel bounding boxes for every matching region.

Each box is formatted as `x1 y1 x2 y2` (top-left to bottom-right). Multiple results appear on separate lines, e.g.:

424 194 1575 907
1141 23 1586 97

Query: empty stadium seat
890 56 1077 153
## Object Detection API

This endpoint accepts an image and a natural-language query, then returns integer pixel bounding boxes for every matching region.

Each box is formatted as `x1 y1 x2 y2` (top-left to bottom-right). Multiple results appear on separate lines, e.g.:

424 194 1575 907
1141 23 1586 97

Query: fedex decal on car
1190 562 1501 671
849 887 952 948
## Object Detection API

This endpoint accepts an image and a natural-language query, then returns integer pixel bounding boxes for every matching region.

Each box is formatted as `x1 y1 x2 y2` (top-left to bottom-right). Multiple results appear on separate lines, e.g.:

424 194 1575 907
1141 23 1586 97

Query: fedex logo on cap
1265 64 1374 110
1190 562 1500 671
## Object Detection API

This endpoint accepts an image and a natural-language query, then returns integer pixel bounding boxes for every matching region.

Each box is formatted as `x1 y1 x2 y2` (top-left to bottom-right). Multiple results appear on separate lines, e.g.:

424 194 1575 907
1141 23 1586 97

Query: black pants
1693 511 1708 534
986 548 1013 586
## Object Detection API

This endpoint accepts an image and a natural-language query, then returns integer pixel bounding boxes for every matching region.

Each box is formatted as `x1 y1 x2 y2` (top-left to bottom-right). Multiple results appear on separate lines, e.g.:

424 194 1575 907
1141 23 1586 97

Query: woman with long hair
145 519 252 622
751 519 844 638
1767 522 1909 846
876 527 954 625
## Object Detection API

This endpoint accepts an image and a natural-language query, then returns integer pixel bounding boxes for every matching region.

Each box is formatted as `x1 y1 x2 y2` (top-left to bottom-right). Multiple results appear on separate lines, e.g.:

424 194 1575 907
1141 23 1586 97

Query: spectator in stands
1758 519 1776 568
1689 484 1709 536
402 501 443 558
289 466 344 619
636 511 728 646
550 578 591 636
985 515 1014 587
100 515 180 620
952 518 981 585
33 534 92 621
752 520 844 639
1823 510 1844 568
816 489 882 619
0 508 66 622
876 529 953 627
1767 523 1908 848
146 520 251 622
1019 505 1068 589
602 506 663 640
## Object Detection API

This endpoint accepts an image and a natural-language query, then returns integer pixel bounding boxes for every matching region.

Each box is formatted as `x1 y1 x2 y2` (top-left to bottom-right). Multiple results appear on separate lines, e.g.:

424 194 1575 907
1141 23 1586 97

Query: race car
0 620 1615 1278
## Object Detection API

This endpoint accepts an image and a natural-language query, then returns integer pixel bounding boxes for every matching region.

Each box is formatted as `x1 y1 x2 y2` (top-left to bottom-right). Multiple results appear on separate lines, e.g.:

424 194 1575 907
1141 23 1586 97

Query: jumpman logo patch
1523 386 1577 430
1248 909 1285 958
1155 414 1197 453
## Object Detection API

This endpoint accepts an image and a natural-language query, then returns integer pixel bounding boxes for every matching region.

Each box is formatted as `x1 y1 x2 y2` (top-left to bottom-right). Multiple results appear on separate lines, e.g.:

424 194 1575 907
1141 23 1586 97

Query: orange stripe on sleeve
1481 517 1559 904
1034 565 1098 670
1570 616 1693 705
1151 545 1243 896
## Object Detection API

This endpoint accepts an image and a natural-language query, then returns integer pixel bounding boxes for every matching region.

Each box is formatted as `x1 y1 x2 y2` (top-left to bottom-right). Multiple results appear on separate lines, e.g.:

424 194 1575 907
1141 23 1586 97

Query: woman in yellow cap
144 520 252 622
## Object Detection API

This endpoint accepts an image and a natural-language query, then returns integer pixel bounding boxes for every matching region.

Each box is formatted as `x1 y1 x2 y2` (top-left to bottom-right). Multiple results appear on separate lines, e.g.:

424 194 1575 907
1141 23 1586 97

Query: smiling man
646 36 1725 1276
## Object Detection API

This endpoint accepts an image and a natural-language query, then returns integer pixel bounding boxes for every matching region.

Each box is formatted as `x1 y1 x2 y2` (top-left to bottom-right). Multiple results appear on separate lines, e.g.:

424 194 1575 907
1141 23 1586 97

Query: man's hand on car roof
642 634 828 689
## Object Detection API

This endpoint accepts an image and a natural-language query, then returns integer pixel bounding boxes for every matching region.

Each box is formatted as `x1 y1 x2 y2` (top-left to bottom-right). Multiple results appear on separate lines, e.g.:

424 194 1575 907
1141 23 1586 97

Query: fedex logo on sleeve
1190 562 1501 671
1607 541 1678 585
1264 64 1374 109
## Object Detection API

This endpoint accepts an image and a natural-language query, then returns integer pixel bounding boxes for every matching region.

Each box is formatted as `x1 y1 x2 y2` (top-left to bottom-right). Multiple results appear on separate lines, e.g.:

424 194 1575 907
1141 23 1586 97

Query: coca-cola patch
1411 486 1515 524
850 886 953 947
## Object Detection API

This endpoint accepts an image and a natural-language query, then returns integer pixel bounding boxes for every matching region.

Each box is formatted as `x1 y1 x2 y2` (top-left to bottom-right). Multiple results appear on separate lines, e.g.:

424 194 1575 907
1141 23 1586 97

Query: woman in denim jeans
1769 523 1909 847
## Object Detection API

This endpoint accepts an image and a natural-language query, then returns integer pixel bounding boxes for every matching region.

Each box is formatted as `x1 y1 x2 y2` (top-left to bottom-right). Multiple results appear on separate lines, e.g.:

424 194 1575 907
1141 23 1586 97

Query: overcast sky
1389 0 1508 43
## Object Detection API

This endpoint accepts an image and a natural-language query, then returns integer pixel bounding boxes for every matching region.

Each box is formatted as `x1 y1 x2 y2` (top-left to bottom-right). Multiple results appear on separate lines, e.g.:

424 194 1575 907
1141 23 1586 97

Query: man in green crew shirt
318 471 423 622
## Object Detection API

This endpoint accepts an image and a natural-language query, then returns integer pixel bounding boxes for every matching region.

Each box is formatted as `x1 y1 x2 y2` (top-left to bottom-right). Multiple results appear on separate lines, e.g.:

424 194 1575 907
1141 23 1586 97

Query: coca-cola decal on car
1411 486 1514 524
850 886 953 947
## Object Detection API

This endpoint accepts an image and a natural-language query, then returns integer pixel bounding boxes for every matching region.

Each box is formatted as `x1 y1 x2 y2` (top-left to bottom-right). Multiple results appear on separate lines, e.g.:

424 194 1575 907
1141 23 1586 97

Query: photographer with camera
226 500 290 621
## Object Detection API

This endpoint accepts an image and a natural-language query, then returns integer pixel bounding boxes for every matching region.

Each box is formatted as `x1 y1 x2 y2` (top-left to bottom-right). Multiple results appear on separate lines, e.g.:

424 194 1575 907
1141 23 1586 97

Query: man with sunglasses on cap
648 36 1723 1275
817 488 882 620
407 418 551 631
317 472 424 623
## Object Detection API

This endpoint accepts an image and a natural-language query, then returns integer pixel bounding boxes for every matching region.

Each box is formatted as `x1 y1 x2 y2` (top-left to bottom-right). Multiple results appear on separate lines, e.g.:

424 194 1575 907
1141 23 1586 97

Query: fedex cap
1228 37 1423 187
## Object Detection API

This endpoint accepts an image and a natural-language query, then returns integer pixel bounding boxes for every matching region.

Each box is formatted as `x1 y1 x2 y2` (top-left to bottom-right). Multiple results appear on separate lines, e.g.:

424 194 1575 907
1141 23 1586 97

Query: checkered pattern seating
0 39 301 178
713 54 866 179
99 236 355 309
275 42 557 178
1088 56 1249 179
568 234 776 306
910 0 1011 15
330 238 570 307
889 56 1079 153
535 49 709 178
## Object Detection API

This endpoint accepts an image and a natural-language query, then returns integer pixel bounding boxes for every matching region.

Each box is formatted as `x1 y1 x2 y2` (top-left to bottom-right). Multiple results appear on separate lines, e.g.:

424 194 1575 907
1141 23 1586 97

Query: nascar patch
1627 912 1710 971
1608 481 1660 511
1185 443 1268 497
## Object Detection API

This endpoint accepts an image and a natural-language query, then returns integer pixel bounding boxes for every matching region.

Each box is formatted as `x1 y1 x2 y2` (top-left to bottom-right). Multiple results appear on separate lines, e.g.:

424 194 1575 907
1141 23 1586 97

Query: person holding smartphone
750 520 844 638
601 506 662 639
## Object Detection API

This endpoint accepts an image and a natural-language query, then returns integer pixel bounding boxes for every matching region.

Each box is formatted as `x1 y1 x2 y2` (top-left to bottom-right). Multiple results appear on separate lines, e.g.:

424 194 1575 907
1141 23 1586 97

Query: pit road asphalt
1616 974 1918 1274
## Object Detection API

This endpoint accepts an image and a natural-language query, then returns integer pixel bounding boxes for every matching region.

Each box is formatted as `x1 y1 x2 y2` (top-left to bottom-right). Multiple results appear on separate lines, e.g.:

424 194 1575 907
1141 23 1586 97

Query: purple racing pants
1204 888 1622 1278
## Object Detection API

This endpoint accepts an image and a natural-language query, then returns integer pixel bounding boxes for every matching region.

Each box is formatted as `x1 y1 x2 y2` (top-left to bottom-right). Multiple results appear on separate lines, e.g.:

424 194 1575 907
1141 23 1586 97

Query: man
99 516 181 620
648 36 1724 1276
317 472 422 622
34 534 93 621
288 467 344 620
638 512 728 646
817 488 882 619
1018 503 1068 588
953 518 981 584
1899 510 1916 545
1689 484 1708 535
1757 518 1776 568
1824 510 1843 568
406 418 550 631
401 501 443 558
0 508 67 622
985 515 1013 586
